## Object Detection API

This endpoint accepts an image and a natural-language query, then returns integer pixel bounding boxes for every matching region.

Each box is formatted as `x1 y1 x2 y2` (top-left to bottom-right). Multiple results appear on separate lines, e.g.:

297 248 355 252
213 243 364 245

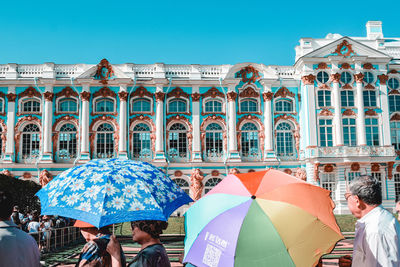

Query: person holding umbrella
107 220 170 267
74 220 126 267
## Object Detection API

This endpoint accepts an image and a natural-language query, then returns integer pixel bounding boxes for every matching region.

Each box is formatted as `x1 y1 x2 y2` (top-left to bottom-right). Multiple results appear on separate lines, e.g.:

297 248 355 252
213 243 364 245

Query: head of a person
13 205 20 212
31 210 39 222
130 220 168 243
74 220 110 242
346 175 382 218
0 191 13 221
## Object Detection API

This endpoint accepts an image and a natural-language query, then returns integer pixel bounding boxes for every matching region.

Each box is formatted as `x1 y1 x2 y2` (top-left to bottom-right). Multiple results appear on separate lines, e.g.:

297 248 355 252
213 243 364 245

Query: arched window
58 98 78 112
95 98 114 113
363 90 377 107
22 99 41 113
58 123 77 162
240 99 258 113
169 100 187 113
275 99 293 112
132 98 151 113
240 123 259 161
173 178 189 195
391 121 400 151
343 118 356 146
316 71 330 84
21 124 40 161
340 90 354 107
275 122 294 157
131 123 152 161
204 123 223 161
204 177 222 194
95 123 114 158
168 123 188 161
317 90 331 107
204 100 223 113
389 95 400 112
340 71 352 84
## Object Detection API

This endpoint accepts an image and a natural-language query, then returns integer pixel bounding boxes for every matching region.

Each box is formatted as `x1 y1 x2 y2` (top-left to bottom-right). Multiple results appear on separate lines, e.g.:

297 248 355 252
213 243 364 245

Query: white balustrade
54 65 79 78
17 65 43 78
0 65 9 78
165 65 191 78
133 65 156 78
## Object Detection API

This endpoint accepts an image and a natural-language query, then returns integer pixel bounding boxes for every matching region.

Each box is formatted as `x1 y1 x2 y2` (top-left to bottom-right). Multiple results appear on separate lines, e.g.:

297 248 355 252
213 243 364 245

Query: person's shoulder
141 244 167 257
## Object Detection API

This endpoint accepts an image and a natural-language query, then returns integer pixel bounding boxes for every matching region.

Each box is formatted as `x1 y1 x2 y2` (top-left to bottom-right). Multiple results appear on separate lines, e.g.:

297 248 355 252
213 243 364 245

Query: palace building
1 21 399 214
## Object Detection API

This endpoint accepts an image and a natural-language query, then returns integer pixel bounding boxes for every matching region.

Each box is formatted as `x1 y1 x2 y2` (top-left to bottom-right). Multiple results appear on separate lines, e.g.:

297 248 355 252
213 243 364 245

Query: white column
302 75 317 147
332 78 343 146
154 85 166 162
118 85 128 158
379 74 391 146
262 91 274 157
191 86 202 162
227 89 241 161
4 88 16 162
79 85 91 161
355 74 367 146
41 86 54 162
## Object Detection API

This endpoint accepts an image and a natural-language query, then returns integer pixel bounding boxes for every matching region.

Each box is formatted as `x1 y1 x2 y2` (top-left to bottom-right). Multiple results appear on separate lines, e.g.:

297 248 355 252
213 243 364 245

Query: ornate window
319 119 333 147
240 123 259 161
95 98 115 113
347 171 360 182
343 118 356 146
95 123 115 158
316 71 330 84
132 98 151 113
320 173 336 198
204 123 224 161
58 98 78 113
394 173 400 199
173 178 189 195
388 78 400 90
340 71 352 84
363 72 374 84
204 177 222 194
0 98 4 113
389 95 400 112
275 122 294 157
168 123 188 162
21 124 40 162
363 90 377 107
169 99 187 113
22 99 41 113
131 123 152 161
317 90 331 108
275 99 293 112
391 121 400 150
365 118 379 146
240 99 258 113
340 90 354 107
204 100 223 113
58 123 77 162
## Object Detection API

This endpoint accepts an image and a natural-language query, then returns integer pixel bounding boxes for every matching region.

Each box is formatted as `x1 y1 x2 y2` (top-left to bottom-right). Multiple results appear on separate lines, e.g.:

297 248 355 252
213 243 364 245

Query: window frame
316 71 330 84
168 123 189 162
342 117 357 146
93 97 116 114
363 71 375 84
389 95 400 112
57 97 78 113
239 98 259 113
57 123 78 162
340 90 355 108
318 118 333 147
365 117 380 146
203 98 224 114
131 122 152 161
274 98 294 113
240 122 260 161
204 122 224 161
388 77 400 90
317 90 332 108
340 71 353 85
20 123 41 162
94 123 115 158
391 121 400 151
167 99 188 114
363 90 377 108
131 97 152 114
275 122 295 157
20 98 41 114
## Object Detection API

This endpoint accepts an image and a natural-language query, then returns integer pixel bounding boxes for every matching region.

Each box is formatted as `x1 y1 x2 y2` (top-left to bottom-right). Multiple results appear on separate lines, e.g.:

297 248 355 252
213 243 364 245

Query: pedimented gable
302 37 390 59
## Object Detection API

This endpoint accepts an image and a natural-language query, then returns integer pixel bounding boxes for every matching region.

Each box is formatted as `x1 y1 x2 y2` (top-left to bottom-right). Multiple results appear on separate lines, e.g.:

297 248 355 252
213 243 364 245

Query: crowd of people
2 174 400 266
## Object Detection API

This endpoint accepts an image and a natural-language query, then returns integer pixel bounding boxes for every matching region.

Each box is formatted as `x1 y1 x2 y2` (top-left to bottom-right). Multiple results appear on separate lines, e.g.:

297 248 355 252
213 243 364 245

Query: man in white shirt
339 175 400 267
0 190 41 267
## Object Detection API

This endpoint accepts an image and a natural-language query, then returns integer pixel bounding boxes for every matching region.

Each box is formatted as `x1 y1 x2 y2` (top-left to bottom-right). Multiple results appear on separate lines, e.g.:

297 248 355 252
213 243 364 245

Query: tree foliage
0 174 41 213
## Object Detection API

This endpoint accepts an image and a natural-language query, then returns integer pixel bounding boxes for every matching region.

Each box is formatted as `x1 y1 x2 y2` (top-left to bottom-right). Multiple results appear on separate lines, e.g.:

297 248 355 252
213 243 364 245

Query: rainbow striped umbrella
183 169 343 267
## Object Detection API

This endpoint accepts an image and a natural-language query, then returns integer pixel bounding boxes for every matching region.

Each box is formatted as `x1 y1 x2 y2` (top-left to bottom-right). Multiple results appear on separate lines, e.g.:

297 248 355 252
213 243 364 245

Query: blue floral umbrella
36 158 192 228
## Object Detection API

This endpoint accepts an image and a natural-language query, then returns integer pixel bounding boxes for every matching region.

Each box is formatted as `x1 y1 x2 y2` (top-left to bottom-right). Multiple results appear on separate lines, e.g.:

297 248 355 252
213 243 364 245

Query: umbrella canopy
183 169 343 267
36 158 192 228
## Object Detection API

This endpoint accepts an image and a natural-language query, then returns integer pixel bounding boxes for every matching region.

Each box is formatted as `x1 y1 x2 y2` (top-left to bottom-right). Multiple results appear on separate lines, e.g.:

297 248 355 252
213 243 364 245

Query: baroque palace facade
1 21 400 213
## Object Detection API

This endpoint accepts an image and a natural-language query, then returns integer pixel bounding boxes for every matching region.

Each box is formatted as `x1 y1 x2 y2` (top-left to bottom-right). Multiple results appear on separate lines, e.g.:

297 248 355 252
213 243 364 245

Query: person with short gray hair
339 175 400 267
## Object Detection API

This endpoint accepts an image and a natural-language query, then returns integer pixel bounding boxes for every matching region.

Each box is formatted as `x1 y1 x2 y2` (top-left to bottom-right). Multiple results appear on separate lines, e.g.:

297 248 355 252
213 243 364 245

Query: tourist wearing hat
74 220 126 267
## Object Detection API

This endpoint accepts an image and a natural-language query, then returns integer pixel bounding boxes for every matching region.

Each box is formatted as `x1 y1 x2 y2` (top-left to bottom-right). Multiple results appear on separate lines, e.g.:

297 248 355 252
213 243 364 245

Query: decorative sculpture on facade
39 170 53 187
190 168 204 201
236 66 261 84
295 168 307 181
229 168 240 175
94 59 115 84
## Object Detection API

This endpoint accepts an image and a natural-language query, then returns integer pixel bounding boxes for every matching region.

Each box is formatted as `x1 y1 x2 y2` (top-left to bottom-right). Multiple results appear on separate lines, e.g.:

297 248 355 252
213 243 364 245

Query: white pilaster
79 85 91 161
41 85 53 162
302 74 317 147
355 80 367 146
332 81 343 146
4 87 16 162
227 85 240 162
261 81 274 158
118 85 128 158
154 85 166 162
379 77 391 146
191 86 202 162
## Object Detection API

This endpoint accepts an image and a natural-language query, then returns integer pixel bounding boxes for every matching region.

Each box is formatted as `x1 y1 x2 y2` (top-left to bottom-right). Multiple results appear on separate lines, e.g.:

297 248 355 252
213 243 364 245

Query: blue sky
0 0 399 65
